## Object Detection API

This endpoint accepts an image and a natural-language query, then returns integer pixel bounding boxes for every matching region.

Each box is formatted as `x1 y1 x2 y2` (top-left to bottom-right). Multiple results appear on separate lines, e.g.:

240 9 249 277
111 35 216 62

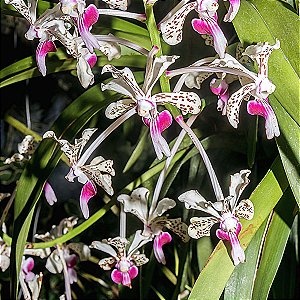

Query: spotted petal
235 199 254 220
228 169 251 209
68 243 91 261
153 91 202 115
131 253 149 267
98 257 116 270
117 187 150 224
178 190 221 218
101 65 145 100
164 218 190 242
5 0 34 23
102 0 128 10
247 98 280 139
105 99 135 119
43 128 97 165
188 216 219 239
160 2 197 45
79 156 115 196
243 40 280 77
226 82 256 128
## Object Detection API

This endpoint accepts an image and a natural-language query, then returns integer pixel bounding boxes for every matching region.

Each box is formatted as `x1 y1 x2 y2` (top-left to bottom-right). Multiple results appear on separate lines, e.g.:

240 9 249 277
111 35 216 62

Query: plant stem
144 1 181 118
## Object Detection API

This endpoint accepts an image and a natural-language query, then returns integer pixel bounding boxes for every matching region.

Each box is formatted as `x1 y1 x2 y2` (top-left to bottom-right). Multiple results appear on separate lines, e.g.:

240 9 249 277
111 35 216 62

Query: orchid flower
101 46 202 160
20 257 43 300
5 0 121 87
35 219 90 281
35 217 90 300
117 187 189 264
159 0 227 58
167 40 281 139
91 234 150 288
209 40 281 139
43 129 115 219
1 224 50 273
179 170 254 265
4 135 36 164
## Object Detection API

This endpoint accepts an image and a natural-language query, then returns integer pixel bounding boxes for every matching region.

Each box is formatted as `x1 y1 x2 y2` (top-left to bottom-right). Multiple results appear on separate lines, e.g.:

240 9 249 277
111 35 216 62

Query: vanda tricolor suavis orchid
167 40 281 139
102 46 202 159
35 217 91 299
4 0 145 88
159 0 233 58
91 234 149 288
117 187 189 264
43 129 115 219
179 170 254 266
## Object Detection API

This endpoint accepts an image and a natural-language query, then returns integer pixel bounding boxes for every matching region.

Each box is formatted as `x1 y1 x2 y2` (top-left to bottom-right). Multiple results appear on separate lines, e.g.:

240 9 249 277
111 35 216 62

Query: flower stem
150 115 197 215
78 108 136 165
57 245 72 300
120 203 126 239
175 116 224 201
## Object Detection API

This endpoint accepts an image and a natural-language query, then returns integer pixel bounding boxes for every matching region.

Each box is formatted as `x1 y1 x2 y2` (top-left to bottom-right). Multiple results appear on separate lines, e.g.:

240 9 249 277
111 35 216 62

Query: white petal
46 251 63 274
98 39 121 61
117 188 149 224
101 65 144 100
229 170 251 208
143 54 179 95
150 198 176 221
178 190 220 218
90 241 118 258
128 230 152 256
77 56 94 88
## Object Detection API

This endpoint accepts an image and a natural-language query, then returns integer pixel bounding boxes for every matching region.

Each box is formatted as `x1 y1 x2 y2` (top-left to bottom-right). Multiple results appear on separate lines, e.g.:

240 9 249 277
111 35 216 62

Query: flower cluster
1 0 285 298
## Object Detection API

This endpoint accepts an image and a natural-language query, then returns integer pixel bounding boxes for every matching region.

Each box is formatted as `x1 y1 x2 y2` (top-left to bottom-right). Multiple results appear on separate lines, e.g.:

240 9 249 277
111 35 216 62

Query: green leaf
0 55 147 88
123 127 149 173
232 0 300 205
224 216 270 300
188 157 289 300
252 188 297 300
